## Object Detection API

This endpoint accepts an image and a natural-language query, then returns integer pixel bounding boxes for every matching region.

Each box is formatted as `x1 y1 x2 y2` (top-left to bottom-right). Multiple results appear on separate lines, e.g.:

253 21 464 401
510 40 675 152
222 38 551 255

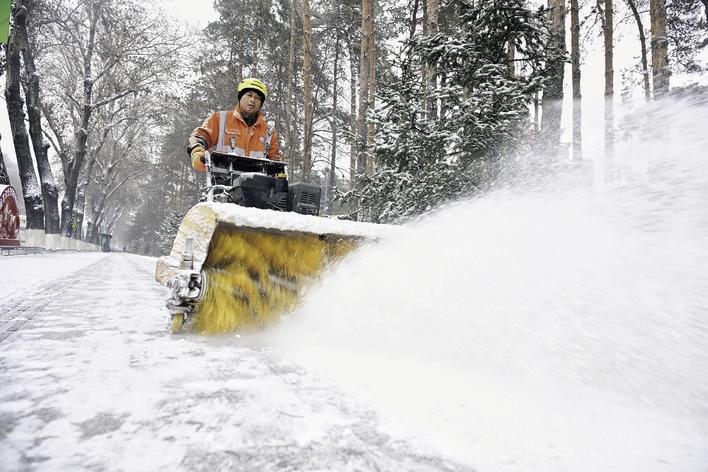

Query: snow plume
263 93 708 472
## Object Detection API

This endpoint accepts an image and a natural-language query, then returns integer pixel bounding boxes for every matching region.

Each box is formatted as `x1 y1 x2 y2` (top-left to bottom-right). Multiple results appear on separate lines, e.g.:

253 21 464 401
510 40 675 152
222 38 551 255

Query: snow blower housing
206 151 321 215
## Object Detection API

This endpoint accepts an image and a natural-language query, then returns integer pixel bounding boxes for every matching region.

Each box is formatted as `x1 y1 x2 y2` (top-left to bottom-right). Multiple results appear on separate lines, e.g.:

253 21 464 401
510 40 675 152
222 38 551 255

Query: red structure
0 185 21 247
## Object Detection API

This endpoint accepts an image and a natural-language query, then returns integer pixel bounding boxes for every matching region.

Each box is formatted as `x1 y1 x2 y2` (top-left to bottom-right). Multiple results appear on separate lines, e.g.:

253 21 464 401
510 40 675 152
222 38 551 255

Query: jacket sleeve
267 130 281 161
188 112 220 153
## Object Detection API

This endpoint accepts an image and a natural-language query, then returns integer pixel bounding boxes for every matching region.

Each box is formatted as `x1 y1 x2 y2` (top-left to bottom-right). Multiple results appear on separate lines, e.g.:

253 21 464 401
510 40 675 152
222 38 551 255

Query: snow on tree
348 0 563 223
156 210 184 256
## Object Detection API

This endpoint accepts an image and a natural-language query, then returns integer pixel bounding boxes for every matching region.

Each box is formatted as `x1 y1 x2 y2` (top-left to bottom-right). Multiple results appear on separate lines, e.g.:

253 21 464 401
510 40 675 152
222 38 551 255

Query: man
188 78 280 172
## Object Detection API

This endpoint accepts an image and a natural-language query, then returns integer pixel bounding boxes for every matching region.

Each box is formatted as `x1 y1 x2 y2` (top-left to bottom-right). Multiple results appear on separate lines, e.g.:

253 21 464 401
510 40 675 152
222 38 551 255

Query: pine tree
157 211 184 256
351 0 562 223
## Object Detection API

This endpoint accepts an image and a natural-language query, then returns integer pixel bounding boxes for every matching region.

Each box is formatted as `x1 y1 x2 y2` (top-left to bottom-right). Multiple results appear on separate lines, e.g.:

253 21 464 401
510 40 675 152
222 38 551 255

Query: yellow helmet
237 78 267 102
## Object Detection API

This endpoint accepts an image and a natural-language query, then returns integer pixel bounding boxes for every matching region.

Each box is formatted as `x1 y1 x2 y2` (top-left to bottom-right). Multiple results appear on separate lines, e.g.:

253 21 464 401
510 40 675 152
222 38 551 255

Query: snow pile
263 96 708 472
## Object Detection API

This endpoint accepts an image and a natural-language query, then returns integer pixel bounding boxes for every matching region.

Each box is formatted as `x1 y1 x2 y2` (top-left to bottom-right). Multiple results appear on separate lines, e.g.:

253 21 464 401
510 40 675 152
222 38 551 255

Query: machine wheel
171 313 185 333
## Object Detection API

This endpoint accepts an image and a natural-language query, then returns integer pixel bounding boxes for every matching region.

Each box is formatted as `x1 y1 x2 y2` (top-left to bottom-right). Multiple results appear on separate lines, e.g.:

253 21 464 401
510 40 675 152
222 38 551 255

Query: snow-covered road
0 253 468 471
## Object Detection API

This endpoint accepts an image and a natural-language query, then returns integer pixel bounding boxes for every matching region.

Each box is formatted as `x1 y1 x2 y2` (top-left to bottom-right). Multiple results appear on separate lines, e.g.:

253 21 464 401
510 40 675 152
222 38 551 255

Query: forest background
0 0 705 255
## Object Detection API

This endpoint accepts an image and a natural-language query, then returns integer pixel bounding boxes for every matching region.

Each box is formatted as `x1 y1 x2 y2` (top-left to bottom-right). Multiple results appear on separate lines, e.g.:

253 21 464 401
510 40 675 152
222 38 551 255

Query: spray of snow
262 94 708 472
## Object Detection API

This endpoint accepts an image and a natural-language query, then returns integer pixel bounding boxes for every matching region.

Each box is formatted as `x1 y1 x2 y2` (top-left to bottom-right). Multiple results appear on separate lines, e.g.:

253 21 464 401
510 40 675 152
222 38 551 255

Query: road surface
0 253 470 471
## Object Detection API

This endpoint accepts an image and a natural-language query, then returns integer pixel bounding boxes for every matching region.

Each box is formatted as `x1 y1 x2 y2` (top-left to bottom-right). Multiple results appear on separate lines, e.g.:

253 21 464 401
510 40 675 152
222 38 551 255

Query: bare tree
5 2 43 230
40 0 183 237
17 0 61 234
87 120 147 243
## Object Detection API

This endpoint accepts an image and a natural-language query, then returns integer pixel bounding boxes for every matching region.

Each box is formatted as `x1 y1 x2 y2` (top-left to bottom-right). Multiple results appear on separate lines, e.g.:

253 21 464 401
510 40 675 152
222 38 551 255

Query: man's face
239 90 262 116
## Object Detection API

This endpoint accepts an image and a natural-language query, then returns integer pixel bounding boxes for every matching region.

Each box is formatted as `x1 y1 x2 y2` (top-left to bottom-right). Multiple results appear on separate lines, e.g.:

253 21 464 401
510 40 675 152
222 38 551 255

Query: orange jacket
188 108 281 172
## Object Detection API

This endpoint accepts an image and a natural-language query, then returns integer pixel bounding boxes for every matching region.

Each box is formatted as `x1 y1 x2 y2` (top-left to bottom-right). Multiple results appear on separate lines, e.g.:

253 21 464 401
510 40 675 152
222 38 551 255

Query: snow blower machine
155 150 391 334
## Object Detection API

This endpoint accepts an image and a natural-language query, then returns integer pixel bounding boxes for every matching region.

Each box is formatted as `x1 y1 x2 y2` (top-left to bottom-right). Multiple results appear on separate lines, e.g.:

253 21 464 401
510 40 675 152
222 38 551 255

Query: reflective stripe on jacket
188 108 280 172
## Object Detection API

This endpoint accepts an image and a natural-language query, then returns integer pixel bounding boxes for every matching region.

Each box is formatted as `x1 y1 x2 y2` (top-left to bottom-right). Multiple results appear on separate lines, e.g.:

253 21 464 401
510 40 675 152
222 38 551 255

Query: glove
191 146 206 172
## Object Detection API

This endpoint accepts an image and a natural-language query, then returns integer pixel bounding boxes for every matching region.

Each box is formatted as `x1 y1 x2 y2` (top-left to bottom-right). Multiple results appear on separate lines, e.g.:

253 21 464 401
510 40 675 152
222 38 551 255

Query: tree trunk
626 0 650 101
426 0 438 119
409 0 419 42
534 91 540 131
5 5 44 230
366 0 376 172
61 4 99 237
602 0 614 160
0 137 10 186
540 0 565 158
571 0 582 161
507 40 516 77
649 0 669 98
302 0 313 179
348 37 357 186
17 0 60 234
286 0 297 175
75 147 99 240
356 0 372 181
74 178 87 239
329 29 340 212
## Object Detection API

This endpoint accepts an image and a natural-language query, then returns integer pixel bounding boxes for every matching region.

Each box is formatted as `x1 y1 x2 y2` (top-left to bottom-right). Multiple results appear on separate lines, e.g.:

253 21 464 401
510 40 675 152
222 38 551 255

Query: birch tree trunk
302 0 313 179
649 0 669 97
571 0 582 161
17 0 60 234
5 4 44 230
541 0 565 158
626 0 650 101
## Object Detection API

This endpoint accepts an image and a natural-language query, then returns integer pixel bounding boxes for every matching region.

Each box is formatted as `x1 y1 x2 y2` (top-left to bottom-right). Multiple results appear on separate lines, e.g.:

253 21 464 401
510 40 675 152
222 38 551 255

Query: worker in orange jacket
188 78 281 172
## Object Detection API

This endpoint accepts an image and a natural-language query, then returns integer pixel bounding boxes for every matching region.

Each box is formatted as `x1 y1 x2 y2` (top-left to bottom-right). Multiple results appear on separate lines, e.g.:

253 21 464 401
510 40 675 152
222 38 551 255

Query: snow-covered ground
1 97 707 472
0 252 108 303
0 253 466 471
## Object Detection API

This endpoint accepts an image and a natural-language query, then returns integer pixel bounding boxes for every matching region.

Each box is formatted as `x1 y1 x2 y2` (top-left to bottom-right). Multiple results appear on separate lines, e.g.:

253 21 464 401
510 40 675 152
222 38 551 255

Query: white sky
160 0 218 27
